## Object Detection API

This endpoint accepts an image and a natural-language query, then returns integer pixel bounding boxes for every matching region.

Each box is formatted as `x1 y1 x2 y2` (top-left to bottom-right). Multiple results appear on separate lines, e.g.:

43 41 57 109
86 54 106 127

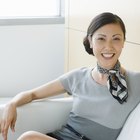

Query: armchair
0 97 140 140
0 97 73 140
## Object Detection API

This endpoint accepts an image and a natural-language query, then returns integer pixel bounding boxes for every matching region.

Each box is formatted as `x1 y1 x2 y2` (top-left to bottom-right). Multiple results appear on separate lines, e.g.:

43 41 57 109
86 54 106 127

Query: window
0 0 64 25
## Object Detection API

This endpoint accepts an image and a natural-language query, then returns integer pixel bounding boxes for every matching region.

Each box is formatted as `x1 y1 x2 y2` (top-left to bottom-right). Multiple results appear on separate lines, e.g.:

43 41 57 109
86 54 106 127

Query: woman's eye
113 38 121 41
97 37 105 41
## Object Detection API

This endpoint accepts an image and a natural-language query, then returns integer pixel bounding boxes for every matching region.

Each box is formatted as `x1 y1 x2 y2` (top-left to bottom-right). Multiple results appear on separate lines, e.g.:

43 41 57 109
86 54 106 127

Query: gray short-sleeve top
58 67 140 140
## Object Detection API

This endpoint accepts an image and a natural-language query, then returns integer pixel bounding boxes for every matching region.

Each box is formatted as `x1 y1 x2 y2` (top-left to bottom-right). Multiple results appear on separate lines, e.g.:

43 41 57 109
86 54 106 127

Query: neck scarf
97 61 128 104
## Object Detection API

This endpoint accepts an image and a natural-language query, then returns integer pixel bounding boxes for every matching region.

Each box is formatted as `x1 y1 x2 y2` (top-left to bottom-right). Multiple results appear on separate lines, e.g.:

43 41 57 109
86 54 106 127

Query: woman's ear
88 35 93 48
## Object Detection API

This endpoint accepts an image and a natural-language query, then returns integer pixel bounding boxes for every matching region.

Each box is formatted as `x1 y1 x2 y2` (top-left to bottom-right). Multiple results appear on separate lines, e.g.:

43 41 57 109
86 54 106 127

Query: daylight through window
0 0 61 18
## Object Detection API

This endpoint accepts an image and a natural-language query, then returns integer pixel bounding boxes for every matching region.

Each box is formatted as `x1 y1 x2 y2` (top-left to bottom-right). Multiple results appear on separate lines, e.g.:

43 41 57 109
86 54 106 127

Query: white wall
0 24 64 97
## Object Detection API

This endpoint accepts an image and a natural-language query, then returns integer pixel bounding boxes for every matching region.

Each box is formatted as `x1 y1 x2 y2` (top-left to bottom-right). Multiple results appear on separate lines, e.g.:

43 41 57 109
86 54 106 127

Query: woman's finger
10 112 17 132
10 120 16 132
2 119 10 140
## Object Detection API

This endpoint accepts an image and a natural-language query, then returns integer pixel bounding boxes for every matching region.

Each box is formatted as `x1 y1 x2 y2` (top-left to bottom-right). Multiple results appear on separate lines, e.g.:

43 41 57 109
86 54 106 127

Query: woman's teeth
102 53 114 58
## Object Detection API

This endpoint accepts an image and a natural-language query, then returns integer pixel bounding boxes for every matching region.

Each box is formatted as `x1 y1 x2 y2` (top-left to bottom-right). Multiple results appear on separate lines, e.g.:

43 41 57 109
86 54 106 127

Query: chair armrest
117 103 140 140
0 97 73 140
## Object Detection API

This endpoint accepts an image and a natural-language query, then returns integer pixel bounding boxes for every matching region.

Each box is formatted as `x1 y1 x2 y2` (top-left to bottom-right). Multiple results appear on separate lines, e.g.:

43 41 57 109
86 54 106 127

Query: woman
1 12 140 140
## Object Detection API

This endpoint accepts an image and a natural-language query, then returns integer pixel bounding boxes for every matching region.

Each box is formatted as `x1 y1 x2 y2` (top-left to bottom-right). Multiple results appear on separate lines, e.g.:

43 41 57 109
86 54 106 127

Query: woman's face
90 23 125 69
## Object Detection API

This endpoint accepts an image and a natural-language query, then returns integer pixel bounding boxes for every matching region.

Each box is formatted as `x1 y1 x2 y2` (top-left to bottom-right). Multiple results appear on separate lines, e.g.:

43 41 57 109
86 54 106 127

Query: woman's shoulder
59 67 92 80
66 67 92 75
126 70 140 76
126 70 140 81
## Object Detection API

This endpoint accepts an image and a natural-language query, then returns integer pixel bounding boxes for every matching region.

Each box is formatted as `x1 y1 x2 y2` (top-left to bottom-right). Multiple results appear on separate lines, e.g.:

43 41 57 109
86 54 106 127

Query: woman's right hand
0 102 17 140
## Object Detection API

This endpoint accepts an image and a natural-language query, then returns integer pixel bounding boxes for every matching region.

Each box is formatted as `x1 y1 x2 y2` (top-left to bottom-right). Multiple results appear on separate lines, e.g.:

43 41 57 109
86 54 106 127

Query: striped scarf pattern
97 61 128 104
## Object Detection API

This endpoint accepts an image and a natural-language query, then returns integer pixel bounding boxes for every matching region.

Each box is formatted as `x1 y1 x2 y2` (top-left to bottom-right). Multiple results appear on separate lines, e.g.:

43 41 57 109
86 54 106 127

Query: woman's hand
0 102 17 140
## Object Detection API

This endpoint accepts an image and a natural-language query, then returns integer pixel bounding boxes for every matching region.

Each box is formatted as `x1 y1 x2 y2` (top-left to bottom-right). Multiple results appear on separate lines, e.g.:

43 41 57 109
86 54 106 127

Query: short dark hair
83 12 126 55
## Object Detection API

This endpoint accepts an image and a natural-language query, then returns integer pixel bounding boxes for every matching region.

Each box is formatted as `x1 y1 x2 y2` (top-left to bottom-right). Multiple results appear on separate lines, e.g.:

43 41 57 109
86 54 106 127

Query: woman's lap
18 126 80 140
47 126 80 140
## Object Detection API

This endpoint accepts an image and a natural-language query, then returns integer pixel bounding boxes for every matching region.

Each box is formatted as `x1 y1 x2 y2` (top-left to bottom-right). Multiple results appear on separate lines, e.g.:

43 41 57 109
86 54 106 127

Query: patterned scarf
97 61 128 104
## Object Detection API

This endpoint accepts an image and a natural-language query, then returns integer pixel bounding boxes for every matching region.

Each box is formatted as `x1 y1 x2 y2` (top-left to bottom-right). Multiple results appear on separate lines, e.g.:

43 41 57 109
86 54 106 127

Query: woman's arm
0 79 66 140
11 79 66 107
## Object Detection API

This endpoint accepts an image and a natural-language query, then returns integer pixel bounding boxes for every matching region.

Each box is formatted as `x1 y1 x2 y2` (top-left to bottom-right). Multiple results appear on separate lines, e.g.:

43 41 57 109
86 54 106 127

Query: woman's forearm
9 90 34 107
8 79 65 107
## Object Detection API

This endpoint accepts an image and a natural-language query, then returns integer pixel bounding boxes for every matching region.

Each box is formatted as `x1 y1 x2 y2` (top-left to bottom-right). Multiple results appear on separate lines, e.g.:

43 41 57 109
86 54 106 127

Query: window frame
0 0 64 25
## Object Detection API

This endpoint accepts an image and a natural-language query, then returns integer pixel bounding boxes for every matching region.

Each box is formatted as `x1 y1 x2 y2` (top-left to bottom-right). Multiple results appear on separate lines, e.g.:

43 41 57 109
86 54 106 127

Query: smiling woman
1 12 140 140
90 24 124 69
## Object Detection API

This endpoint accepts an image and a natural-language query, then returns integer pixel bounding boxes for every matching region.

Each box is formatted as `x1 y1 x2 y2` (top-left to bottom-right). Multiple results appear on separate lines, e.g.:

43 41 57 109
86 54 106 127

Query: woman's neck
92 66 126 86
92 67 108 85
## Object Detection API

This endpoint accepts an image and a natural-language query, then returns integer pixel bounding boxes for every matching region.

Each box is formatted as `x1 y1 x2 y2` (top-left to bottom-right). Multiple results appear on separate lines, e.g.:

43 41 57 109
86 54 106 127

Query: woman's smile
101 53 115 59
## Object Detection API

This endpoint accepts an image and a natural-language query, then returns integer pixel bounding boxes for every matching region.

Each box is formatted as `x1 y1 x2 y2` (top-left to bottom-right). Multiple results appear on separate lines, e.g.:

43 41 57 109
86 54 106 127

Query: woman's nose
105 40 113 49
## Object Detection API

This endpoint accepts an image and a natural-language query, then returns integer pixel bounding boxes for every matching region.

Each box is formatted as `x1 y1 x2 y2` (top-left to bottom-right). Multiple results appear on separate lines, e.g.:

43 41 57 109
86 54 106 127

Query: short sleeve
58 68 85 95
